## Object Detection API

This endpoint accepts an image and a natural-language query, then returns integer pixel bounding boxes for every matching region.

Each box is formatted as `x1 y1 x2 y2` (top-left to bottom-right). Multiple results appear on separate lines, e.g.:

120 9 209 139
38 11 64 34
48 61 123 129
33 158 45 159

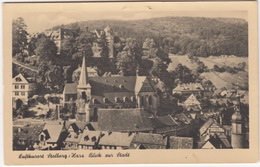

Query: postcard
3 1 258 165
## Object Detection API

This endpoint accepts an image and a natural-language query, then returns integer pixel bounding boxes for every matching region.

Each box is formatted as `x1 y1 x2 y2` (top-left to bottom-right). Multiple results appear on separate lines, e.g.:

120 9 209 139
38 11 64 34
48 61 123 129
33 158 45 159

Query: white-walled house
12 74 36 104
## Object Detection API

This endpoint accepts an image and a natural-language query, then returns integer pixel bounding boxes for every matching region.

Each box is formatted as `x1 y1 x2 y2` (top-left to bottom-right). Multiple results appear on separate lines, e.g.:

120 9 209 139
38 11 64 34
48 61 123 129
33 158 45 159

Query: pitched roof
131 133 167 149
65 132 82 143
202 134 232 149
217 133 232 148
199 118 214 135
63 83 77 94
184 94 201 105
169 136 193 149
175 113 192 124
98 108 154 132
13 73 29 84
78 55 91 89
78 130 101 146
98 131 135 147
13 124 45 141
42 123 63 143
173 83 204 92
153 115 178 126
63 75 156 106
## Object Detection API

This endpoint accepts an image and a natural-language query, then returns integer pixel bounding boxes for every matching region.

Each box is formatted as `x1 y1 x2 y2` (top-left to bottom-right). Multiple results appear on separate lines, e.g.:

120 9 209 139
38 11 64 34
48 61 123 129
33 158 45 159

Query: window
140 96 144 106
149 96 153 105
21 92 25 96
15 77 22 82
15 85 19 89
15 92 19 96
21 85 25 89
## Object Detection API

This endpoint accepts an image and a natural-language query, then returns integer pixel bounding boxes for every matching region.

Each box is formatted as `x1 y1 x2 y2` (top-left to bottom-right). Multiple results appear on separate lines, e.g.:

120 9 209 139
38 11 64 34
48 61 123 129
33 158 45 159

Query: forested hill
54 17 248 57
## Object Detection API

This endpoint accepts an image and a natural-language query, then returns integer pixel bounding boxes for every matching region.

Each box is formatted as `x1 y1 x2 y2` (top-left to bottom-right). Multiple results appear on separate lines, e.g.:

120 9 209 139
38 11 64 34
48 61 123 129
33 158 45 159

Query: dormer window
119 84 124 89
84 135 89 141
15 77 22 82
103 98 108 103
115 97 120 103
91 136 97 142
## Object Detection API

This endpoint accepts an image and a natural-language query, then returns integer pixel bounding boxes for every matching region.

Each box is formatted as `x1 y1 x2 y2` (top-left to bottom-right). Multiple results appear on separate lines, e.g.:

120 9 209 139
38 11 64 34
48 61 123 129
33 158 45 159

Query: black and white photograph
3 1 258 165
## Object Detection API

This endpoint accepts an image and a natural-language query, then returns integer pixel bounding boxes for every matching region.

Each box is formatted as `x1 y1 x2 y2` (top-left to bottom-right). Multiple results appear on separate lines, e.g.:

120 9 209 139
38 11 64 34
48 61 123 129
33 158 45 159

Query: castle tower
231 96 245 148
104 25 114 58
77 54 91 101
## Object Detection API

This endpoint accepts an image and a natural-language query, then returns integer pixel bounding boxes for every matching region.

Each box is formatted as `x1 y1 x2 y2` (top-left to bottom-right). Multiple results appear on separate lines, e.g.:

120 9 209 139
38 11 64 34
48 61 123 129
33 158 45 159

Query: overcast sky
14 11 247 34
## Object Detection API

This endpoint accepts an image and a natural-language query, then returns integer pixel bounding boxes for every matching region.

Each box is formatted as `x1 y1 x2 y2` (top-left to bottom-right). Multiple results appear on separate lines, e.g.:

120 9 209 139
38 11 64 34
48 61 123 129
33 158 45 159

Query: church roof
97 108 154 132
78 55 90 88
152 115 179 127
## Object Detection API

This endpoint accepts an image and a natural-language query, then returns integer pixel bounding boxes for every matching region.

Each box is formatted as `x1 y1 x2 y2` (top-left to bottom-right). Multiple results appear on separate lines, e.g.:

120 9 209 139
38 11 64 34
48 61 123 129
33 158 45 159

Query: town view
12 16 249 150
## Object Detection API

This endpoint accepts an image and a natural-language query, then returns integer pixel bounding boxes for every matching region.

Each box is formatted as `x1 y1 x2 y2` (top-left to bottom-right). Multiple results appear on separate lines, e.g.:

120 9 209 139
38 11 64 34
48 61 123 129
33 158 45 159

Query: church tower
76 55 91 122
77 54 91 100
231 95 245 148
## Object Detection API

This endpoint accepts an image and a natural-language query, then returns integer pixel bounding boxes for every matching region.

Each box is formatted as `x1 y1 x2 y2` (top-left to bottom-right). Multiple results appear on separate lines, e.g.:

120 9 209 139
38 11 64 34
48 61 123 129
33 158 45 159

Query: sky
13 10 247 34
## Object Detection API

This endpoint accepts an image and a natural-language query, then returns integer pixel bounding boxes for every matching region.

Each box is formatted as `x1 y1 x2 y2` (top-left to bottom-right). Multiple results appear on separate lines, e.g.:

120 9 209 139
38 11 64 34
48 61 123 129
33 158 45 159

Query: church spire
78 53 89 88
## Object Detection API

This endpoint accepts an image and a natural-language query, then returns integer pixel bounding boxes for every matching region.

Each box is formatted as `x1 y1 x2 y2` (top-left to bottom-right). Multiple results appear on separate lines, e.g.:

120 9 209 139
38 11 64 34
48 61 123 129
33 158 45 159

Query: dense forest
54 17 248 57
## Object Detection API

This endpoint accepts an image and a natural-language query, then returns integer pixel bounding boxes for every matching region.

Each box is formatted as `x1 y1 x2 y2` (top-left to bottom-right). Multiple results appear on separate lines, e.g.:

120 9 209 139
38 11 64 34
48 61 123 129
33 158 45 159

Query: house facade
12 74 36 104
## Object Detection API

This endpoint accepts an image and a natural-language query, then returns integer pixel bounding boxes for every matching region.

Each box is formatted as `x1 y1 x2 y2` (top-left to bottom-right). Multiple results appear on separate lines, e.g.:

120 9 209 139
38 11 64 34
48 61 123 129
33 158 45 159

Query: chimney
85 27 89 32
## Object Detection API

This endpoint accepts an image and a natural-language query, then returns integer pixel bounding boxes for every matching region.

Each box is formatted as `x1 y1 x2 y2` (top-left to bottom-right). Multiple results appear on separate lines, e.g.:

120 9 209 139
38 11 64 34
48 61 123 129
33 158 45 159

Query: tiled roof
65 132 82 143
175 113 192 124
13 124 45 141
184 94 201 105
98 108 154 132
203 134 232 149
43 123 63 143
169 136 193 149
13 73 30 84
78 130 101 146
173 83 204 92
63 76 156 106
131 133 167 149
63 83 77 94
98 131 134 147
199 118 214 135
217 133 232 148
155 115 179 126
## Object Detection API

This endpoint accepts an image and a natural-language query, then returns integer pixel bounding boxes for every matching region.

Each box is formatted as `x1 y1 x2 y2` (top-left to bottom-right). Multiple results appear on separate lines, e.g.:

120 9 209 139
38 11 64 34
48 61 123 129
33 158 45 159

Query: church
62 56 159 122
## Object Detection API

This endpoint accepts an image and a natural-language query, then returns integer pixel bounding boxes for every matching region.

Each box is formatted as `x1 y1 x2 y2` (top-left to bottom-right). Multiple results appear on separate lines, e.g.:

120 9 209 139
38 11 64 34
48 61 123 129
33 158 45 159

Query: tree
174 64 195 83
197 61 207 73
35 35 58 65
12 17 28 57
116 51 137 76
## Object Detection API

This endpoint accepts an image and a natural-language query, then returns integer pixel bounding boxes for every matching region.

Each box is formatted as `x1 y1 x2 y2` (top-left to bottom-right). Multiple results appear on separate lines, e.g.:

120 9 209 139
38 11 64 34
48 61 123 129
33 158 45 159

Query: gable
13 74 29 84
202 141 216 149
138 78 156 93
184 94 200 105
